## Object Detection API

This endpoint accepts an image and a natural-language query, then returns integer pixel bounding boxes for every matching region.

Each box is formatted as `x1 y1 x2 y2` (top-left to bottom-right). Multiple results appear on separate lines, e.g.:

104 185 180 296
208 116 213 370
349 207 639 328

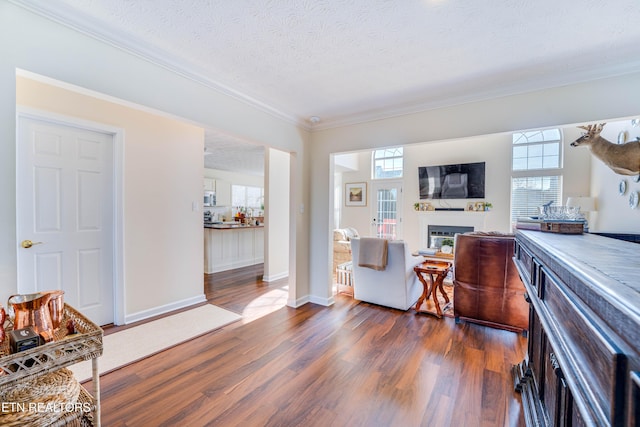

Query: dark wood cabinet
513 230 640 427
630 372 640 426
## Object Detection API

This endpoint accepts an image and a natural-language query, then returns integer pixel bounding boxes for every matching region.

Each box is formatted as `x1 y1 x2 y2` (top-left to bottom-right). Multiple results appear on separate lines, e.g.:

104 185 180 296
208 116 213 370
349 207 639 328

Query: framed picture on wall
345 182 367 207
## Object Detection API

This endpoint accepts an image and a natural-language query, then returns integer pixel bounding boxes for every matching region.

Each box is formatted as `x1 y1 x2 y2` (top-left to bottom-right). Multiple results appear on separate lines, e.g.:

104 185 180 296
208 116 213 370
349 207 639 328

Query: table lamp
566 196 596 231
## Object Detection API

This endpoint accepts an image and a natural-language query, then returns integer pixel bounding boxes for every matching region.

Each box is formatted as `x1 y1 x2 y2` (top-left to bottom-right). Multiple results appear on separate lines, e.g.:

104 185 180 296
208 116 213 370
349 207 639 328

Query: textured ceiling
204 131 264 176
13 0 640 174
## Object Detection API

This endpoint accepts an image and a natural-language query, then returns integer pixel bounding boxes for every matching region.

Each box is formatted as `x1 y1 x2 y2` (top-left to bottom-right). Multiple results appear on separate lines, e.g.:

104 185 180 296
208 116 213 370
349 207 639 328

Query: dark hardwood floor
89 264 527 426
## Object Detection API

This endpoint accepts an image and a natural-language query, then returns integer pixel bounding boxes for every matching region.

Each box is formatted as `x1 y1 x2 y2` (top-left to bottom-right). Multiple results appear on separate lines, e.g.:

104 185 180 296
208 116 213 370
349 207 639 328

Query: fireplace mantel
418 211 486 248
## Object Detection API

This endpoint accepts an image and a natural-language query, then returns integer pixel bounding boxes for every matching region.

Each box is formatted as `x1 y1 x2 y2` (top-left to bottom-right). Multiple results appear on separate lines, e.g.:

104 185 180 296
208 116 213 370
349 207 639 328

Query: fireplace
419 211 485 250
428 225 474 248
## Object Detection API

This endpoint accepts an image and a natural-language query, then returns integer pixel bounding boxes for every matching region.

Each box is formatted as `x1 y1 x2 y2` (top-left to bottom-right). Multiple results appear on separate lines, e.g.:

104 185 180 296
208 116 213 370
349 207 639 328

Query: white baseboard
124 294 207 324
287 295 310 308
207 261 264 274
263 271 289 282
309 294 335 307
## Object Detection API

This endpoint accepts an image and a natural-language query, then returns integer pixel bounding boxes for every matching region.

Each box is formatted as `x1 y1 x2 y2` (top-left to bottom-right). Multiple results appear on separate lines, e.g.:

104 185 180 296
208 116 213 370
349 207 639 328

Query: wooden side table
414 260 452 318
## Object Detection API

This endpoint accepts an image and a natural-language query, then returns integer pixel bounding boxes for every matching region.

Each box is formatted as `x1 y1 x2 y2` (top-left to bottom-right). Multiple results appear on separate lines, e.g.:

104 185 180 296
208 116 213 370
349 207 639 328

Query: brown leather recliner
453 232 529 334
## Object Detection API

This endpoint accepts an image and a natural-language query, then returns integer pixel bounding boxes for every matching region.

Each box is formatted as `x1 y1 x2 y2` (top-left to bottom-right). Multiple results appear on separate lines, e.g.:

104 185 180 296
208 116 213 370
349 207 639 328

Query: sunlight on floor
241 285 289 323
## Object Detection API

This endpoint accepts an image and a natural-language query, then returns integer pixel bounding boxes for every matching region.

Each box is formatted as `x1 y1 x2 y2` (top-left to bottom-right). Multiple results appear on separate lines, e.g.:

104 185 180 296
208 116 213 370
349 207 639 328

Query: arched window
512 128 561 170
372 147 403 179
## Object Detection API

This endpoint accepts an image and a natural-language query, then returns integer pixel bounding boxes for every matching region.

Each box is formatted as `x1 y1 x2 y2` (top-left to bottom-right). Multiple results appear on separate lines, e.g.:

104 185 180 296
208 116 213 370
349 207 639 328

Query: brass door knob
21 240 43 249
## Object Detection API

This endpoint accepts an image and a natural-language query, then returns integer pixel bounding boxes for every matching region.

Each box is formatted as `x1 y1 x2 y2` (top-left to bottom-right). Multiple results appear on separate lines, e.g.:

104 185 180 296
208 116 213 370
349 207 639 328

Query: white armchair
350 238 424 310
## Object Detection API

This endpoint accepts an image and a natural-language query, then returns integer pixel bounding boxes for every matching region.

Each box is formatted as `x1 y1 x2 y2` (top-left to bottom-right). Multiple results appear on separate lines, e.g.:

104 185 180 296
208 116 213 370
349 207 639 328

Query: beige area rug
69 304 241 382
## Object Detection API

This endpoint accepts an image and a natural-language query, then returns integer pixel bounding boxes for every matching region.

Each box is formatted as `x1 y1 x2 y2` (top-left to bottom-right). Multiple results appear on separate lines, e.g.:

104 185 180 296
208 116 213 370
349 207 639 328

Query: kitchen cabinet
203 177 215 191
215 179 231 206
512 230 640 427
255 227 264 259
204 225 264 273
202 178 231 206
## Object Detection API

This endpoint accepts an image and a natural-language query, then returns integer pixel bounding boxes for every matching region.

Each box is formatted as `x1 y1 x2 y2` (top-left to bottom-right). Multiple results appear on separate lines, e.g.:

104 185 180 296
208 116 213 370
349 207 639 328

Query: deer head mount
570 123 640 175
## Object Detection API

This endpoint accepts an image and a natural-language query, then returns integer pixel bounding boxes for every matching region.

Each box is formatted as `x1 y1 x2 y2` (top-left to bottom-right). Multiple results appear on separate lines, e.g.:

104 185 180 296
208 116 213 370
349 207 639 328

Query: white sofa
350 237 424 310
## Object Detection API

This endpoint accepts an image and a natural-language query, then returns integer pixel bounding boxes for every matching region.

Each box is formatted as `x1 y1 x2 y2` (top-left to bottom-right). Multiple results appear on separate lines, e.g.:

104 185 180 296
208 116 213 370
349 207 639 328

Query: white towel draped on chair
357 237 388 271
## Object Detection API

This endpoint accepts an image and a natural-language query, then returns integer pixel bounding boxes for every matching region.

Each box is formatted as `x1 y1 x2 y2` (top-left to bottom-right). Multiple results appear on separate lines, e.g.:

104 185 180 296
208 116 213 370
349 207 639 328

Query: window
511 176 562 220
511 129 563 224
232 185 263 210
512 129 561 170
372 147 403 179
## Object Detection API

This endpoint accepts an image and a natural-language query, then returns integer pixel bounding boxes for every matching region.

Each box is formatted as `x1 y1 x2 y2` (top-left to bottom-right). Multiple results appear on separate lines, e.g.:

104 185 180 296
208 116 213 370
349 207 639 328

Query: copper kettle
8 292 58 342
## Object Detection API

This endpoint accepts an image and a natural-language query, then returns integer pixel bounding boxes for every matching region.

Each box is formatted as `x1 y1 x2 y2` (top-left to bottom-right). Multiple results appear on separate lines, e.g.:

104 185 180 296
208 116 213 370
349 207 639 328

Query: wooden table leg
432 272 452 318
414 271 432 311
414 262 452 318
428 273 440 318
92 357 101 427
438 275 450 304
415 269 442 318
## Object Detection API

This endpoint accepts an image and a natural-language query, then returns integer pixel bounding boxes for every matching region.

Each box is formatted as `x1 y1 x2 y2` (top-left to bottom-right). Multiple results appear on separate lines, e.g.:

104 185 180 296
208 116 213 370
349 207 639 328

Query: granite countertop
204 222 264 229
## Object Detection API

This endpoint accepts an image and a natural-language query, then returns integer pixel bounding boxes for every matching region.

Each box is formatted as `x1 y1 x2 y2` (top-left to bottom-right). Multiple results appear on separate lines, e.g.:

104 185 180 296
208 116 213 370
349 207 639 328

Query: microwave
204 191 216 207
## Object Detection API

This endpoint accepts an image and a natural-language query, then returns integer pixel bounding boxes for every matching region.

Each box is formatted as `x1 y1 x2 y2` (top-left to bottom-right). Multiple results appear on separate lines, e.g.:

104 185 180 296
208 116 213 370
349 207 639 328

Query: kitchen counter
204 222 264 229
204 224 264 273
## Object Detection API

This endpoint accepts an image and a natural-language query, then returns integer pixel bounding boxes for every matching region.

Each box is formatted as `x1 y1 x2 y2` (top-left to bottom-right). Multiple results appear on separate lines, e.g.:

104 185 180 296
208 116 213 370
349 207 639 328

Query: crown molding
311 60 640 132
9 0 311 130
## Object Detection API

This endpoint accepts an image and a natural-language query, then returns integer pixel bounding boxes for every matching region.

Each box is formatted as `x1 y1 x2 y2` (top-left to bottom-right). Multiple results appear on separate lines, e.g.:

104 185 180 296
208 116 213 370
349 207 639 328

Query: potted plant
440 238 455 254
484 202 493 211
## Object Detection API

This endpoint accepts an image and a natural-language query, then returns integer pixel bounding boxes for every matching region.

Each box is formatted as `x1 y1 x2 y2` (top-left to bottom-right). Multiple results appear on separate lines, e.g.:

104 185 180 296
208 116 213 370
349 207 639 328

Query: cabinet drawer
541 267 626 426
514 243 537 294
529 309 544 393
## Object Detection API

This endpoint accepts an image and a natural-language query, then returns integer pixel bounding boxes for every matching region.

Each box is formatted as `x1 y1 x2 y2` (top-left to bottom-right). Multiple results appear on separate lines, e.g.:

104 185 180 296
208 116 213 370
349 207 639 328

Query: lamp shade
566 196 596 212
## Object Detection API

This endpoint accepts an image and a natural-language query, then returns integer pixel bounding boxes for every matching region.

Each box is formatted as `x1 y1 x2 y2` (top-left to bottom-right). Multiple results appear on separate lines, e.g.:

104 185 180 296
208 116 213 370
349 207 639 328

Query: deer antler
577 123 606 135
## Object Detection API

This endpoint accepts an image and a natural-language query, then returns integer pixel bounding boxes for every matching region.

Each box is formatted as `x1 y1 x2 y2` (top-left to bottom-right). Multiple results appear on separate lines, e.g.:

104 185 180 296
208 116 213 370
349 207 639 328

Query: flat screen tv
418 162 485 199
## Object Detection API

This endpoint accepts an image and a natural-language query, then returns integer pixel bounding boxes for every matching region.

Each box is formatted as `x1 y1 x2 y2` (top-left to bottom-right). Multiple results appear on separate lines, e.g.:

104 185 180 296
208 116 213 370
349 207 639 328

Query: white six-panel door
17 116 114 326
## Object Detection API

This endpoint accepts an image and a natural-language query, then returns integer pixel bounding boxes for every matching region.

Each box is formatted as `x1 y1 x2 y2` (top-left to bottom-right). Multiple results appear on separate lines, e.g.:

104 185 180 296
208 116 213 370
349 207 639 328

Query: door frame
16 106 125 325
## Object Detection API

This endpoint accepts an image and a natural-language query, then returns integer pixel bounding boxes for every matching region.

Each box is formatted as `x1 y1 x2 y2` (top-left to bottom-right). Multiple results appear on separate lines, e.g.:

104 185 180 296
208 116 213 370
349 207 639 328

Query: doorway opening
203 144 293 318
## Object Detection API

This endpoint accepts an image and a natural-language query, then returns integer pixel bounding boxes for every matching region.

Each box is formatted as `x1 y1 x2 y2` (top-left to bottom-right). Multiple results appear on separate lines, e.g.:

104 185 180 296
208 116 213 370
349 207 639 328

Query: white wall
0 3 311 317
403 134 512 235
312 73 640 302
264 148 290 281
16 76 205 319
334 128 592 253
560 126 596 208
338 152 372 234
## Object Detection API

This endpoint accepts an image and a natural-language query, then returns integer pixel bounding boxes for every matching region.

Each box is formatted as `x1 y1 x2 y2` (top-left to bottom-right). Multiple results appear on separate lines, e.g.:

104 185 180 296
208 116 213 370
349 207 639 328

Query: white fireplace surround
419 211 486 249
